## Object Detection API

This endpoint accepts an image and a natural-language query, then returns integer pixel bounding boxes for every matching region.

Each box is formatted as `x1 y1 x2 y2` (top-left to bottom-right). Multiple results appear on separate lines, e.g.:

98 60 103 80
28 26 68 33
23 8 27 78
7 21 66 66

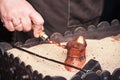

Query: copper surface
65 36 86 72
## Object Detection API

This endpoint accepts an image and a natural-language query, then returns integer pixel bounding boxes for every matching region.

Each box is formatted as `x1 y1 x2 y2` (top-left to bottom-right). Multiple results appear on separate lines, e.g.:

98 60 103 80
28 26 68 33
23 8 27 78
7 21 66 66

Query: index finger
30 11 44 37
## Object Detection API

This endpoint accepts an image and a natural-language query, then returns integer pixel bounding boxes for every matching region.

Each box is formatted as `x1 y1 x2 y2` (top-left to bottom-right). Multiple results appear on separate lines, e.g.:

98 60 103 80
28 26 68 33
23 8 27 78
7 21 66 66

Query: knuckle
3 14 13 21
36 19 44 26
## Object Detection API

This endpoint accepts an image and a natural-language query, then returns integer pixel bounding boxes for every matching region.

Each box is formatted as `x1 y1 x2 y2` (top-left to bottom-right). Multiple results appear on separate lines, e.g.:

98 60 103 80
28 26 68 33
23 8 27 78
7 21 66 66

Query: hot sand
7 34 120 80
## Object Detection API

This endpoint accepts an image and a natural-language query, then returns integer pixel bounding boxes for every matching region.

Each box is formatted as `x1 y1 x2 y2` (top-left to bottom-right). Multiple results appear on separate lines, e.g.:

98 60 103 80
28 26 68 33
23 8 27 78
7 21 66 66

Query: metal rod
13 45 86 73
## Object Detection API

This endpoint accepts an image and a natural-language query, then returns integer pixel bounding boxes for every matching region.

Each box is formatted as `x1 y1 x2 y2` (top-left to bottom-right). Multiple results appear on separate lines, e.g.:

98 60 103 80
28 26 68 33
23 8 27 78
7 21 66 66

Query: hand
0 0 44 38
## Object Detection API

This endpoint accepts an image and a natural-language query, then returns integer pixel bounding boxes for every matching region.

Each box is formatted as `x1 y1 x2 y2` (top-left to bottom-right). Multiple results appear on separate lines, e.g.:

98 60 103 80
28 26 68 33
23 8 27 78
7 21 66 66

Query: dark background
100 0 120 22
0 0 120 43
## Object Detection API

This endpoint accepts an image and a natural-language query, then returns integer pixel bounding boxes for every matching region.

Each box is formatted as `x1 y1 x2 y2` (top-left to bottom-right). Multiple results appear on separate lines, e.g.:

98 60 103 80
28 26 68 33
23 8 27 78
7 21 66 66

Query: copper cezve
64 36 87 72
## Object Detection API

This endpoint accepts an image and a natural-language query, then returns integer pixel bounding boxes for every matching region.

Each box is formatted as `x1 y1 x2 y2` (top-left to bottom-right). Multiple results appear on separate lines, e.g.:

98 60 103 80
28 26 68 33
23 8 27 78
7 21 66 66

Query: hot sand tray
0 34 119 80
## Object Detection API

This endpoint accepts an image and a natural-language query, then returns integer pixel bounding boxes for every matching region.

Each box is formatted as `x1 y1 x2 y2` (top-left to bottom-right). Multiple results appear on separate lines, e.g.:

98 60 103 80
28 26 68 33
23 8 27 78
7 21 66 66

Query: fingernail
35 33 39 38
42 26 44 30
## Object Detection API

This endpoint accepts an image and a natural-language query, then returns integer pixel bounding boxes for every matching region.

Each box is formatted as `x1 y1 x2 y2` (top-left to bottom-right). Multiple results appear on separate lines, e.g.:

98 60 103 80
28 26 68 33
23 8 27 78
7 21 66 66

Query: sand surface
7 34 120 80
